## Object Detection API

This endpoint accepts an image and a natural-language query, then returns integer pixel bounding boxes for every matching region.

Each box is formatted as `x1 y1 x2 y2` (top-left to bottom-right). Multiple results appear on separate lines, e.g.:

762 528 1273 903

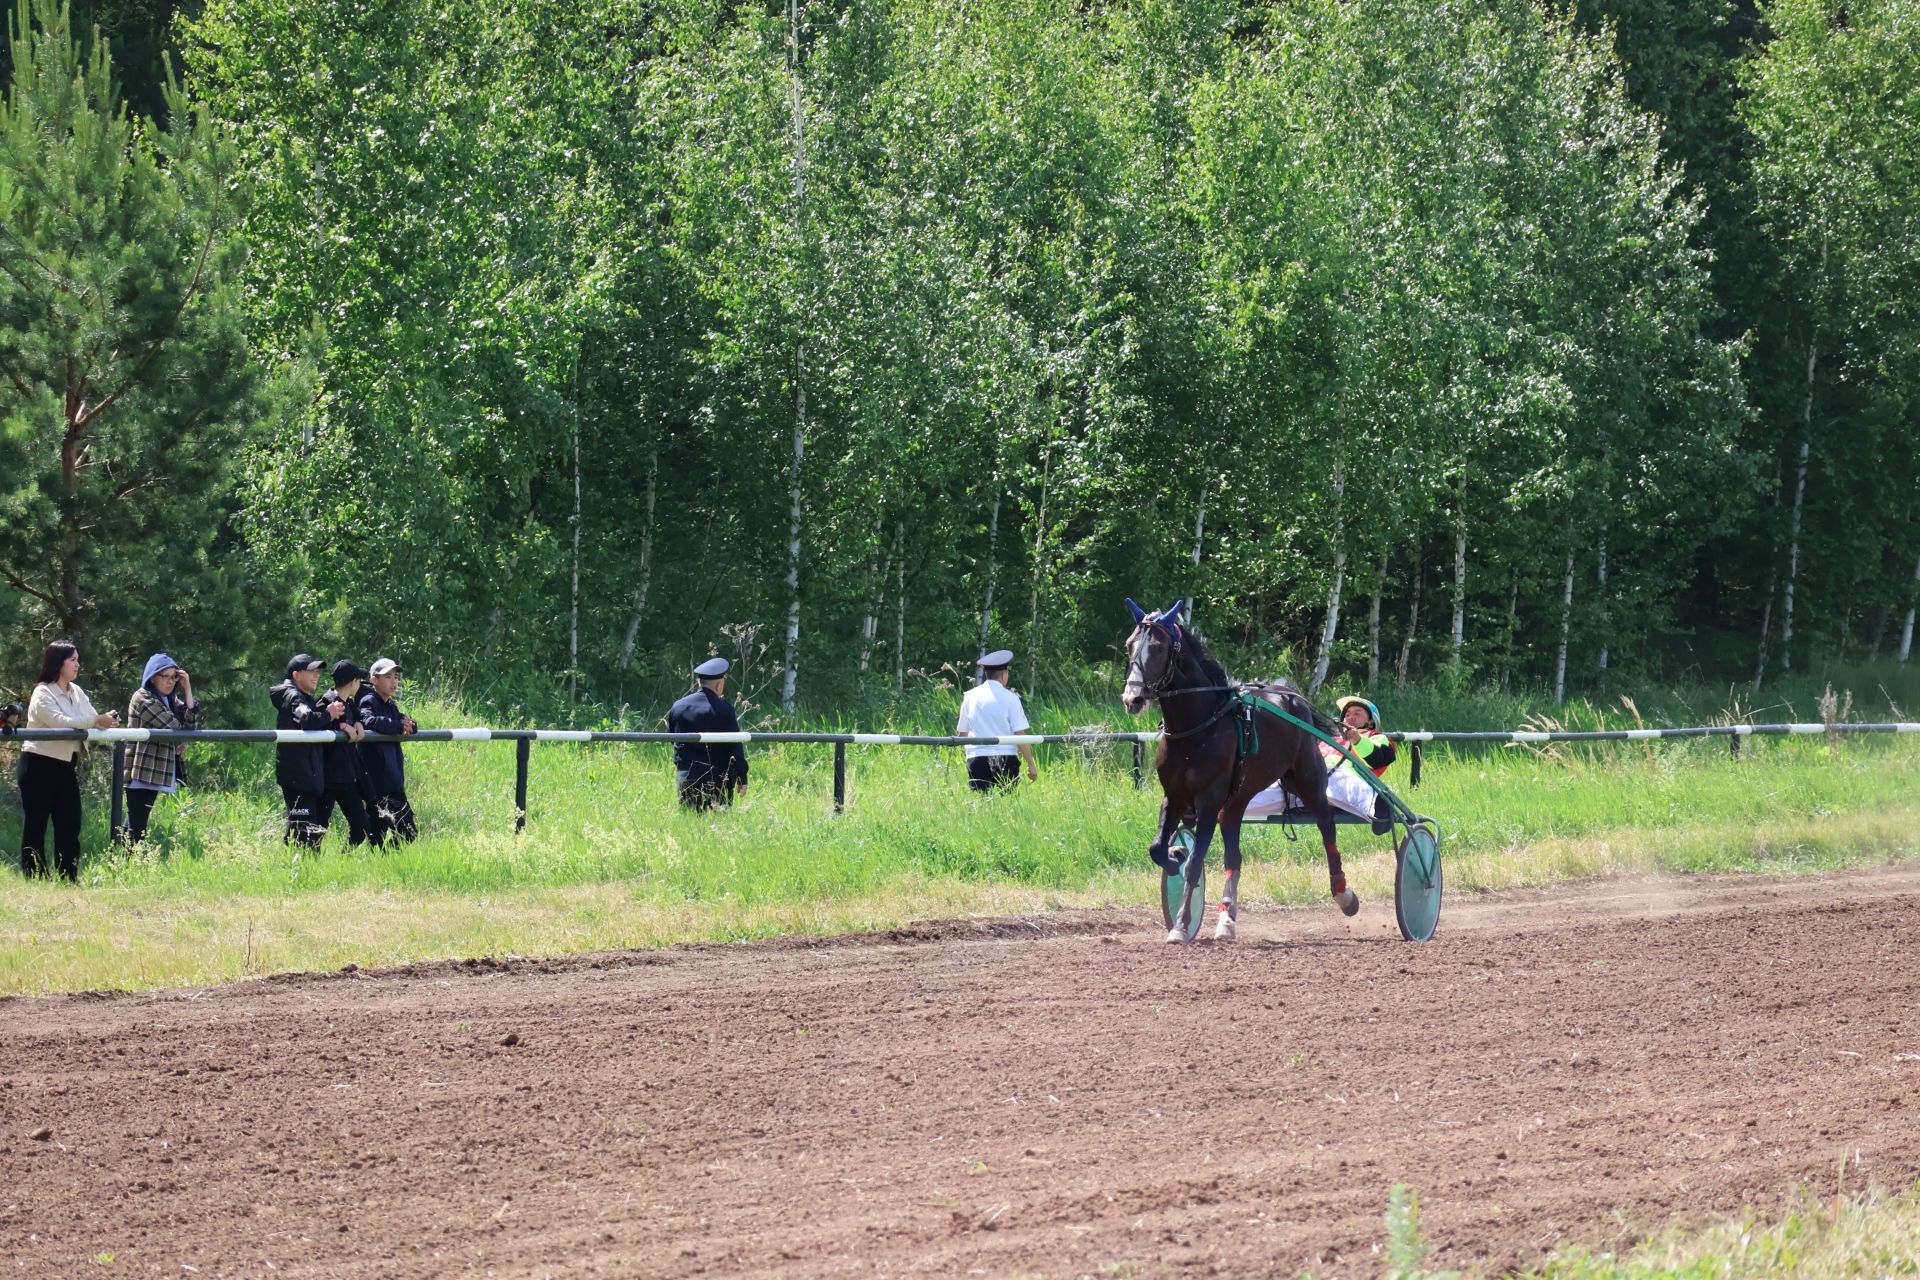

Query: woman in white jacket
18 642 118 880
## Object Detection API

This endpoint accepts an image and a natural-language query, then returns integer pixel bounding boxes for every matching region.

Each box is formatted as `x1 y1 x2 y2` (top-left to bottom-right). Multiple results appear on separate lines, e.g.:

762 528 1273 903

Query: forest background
1 0 1915 728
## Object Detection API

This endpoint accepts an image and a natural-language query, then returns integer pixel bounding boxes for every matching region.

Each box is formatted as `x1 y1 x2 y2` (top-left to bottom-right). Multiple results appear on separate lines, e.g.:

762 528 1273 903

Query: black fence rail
5 721 1914 834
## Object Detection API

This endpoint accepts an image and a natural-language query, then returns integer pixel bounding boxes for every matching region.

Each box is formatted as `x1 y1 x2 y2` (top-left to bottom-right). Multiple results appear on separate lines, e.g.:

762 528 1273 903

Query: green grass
1381 1179 1920 1278
0 700 1916 994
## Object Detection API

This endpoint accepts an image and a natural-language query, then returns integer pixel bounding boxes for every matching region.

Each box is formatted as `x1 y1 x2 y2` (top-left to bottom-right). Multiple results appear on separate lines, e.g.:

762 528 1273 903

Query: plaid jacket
123 688 203 788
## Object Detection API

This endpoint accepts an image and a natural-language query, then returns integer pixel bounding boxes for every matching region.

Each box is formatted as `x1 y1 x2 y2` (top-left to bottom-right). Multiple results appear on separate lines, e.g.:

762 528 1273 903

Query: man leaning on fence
666 657 748 810
357 657 418 843
270 653 343 847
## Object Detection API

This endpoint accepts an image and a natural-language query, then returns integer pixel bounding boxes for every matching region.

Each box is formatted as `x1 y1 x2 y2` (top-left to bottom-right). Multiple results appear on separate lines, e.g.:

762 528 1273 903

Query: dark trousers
282 785 325 849
18 752 82 880
316 787 376 847
125 787 163 844
676 769 735 811
369 792 417 843
966 754 1020 793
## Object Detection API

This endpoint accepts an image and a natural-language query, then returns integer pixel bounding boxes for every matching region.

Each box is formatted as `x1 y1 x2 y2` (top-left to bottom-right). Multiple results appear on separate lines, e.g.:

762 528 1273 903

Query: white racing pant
1243 764 1379 821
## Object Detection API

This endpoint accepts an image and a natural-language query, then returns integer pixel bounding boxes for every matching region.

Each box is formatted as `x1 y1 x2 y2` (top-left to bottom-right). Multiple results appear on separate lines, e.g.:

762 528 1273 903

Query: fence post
1729 731 1740 761
1409 742 1423 789
514 737 530 833
833 741 846 813
1132 739 1144 790
109 743 126 839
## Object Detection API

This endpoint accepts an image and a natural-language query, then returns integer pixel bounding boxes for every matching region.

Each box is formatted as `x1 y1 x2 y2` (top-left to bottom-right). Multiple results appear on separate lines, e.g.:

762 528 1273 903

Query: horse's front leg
1147 795 1184 871
1167 804 1219 944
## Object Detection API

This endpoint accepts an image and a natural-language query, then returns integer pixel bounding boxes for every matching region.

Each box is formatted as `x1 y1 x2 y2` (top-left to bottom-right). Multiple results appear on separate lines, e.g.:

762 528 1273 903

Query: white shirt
23 681 100 762
956 680 1029 759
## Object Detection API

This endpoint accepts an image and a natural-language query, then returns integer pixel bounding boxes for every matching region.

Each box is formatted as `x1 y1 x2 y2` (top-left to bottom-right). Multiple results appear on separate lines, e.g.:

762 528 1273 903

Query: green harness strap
1234 690 1413 822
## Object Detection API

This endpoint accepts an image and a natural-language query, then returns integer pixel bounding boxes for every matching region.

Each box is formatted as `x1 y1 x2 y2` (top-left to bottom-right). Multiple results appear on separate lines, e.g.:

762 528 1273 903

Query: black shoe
1371 796 1394 836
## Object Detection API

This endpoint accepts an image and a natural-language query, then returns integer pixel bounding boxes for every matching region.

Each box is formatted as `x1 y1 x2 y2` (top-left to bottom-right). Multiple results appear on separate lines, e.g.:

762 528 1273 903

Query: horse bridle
1131 616 1239 738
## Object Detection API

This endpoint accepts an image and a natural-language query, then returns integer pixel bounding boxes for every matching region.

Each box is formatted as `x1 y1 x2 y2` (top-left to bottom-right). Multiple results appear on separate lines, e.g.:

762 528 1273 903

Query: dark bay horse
1120 599 1358 944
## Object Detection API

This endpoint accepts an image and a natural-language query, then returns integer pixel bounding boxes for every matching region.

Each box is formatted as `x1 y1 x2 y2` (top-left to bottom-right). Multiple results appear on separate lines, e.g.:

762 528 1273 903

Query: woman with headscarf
17 641 119 880
122 654 203 845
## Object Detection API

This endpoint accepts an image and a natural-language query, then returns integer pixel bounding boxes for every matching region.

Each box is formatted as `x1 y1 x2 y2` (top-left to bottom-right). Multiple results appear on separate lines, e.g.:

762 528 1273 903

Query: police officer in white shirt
955 649 1037 792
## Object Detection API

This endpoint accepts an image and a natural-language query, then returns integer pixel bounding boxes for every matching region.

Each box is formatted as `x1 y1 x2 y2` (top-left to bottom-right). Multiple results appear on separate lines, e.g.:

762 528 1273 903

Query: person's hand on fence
326 700 346 721
401 715 417 735
343 721 364 742
94 710 118 728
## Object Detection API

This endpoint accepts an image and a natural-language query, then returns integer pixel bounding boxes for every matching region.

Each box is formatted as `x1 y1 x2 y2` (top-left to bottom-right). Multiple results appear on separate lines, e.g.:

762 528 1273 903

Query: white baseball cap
369 658 401 677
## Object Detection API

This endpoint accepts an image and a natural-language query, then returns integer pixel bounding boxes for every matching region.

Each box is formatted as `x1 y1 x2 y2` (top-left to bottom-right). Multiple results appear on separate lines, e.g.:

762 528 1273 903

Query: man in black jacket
666 657 749 809
357 657 418 843
270 653 344 847
317 660 375 846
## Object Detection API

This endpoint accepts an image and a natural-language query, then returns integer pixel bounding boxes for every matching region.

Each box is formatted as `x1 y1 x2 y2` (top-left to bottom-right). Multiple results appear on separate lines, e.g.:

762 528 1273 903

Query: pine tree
0 0 270 687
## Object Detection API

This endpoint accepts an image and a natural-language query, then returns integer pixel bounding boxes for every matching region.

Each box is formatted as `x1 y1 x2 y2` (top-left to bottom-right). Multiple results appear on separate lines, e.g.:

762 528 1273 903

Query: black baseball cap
287 653 323 675
332 659 368 686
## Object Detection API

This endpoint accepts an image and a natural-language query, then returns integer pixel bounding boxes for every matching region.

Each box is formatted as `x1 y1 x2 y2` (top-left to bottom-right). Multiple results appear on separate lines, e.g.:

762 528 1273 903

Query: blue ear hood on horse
1159 599 1186 624
1125 598 1147 623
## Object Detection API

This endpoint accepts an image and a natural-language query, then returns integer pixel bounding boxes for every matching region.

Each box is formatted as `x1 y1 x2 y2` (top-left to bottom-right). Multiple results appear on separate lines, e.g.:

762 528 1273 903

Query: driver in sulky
1243 694 1396 831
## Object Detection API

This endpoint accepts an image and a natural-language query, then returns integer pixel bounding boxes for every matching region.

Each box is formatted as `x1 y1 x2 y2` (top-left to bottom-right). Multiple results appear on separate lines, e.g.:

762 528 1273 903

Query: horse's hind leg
1295 771 1359 917
1214 803 1250 941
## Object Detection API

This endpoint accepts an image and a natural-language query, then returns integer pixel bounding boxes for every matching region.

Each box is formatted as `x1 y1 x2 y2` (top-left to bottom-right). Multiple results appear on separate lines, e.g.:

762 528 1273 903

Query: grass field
0 694 1914 995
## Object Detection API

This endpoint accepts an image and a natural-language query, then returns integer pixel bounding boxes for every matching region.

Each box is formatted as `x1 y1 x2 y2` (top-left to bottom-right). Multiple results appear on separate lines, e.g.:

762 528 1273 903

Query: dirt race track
6 866 1920 1278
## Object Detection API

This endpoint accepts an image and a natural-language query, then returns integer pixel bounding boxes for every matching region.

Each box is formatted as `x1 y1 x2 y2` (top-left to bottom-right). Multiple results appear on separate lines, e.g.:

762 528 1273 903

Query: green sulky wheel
1159 828 1206 943
1394 822 1443 942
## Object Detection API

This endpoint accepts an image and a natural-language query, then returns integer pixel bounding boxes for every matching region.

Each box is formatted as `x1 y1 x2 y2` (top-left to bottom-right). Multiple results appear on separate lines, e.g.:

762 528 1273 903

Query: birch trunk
617 451 659 700
1028 443 1052 690
568 402 582 703
780 0 808 712
893 521 906 694
860 518 888 676
1395 551 1423 689
1780 338 1816 675
1367 549 1386 686
1308 462 1345 698
1554 552 1575 704
1898 549 1918 664
1753 567 1776 691
1500 569 1519 694
977 487 1001 658
1595 534 1608 675
1449 472 1467 666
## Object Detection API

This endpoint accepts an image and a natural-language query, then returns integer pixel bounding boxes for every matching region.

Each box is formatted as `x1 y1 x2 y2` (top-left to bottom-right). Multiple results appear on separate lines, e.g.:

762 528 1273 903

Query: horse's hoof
1213 911 1237 942
1334 889 1360 917
1165 927 1191 945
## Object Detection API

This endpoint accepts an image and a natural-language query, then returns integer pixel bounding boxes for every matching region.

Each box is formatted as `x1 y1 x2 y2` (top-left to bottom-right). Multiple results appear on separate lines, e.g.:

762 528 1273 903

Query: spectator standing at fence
956 649 1036 792
318 660 375 846
16 641 118 879
270 653 341 847
357 657 418 843
666 657 749 810
121 654 202 845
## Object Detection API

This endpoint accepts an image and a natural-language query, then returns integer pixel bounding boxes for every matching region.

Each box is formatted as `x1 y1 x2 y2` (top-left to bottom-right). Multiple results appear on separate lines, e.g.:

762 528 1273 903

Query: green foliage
0 0 274 698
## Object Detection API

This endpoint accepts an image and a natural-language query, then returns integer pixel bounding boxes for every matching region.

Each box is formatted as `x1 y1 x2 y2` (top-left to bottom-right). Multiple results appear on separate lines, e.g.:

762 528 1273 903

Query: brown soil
5 865 1920 1278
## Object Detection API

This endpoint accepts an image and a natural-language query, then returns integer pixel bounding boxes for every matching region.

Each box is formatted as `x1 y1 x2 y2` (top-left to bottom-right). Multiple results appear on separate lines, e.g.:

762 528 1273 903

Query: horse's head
1121 597 1187 715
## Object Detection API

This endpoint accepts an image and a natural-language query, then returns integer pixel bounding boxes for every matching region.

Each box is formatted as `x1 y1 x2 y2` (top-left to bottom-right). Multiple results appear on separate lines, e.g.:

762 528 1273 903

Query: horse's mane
1180 622 1229 688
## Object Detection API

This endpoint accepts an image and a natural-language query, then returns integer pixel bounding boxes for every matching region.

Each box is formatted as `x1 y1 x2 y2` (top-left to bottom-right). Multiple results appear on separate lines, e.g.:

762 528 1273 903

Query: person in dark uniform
269 653 344 847
317 660 376 846
666 657 749 809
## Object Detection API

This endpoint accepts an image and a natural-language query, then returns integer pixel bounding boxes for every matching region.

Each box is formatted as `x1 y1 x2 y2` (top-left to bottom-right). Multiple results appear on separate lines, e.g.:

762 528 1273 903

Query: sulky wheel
1394 822 1443 943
